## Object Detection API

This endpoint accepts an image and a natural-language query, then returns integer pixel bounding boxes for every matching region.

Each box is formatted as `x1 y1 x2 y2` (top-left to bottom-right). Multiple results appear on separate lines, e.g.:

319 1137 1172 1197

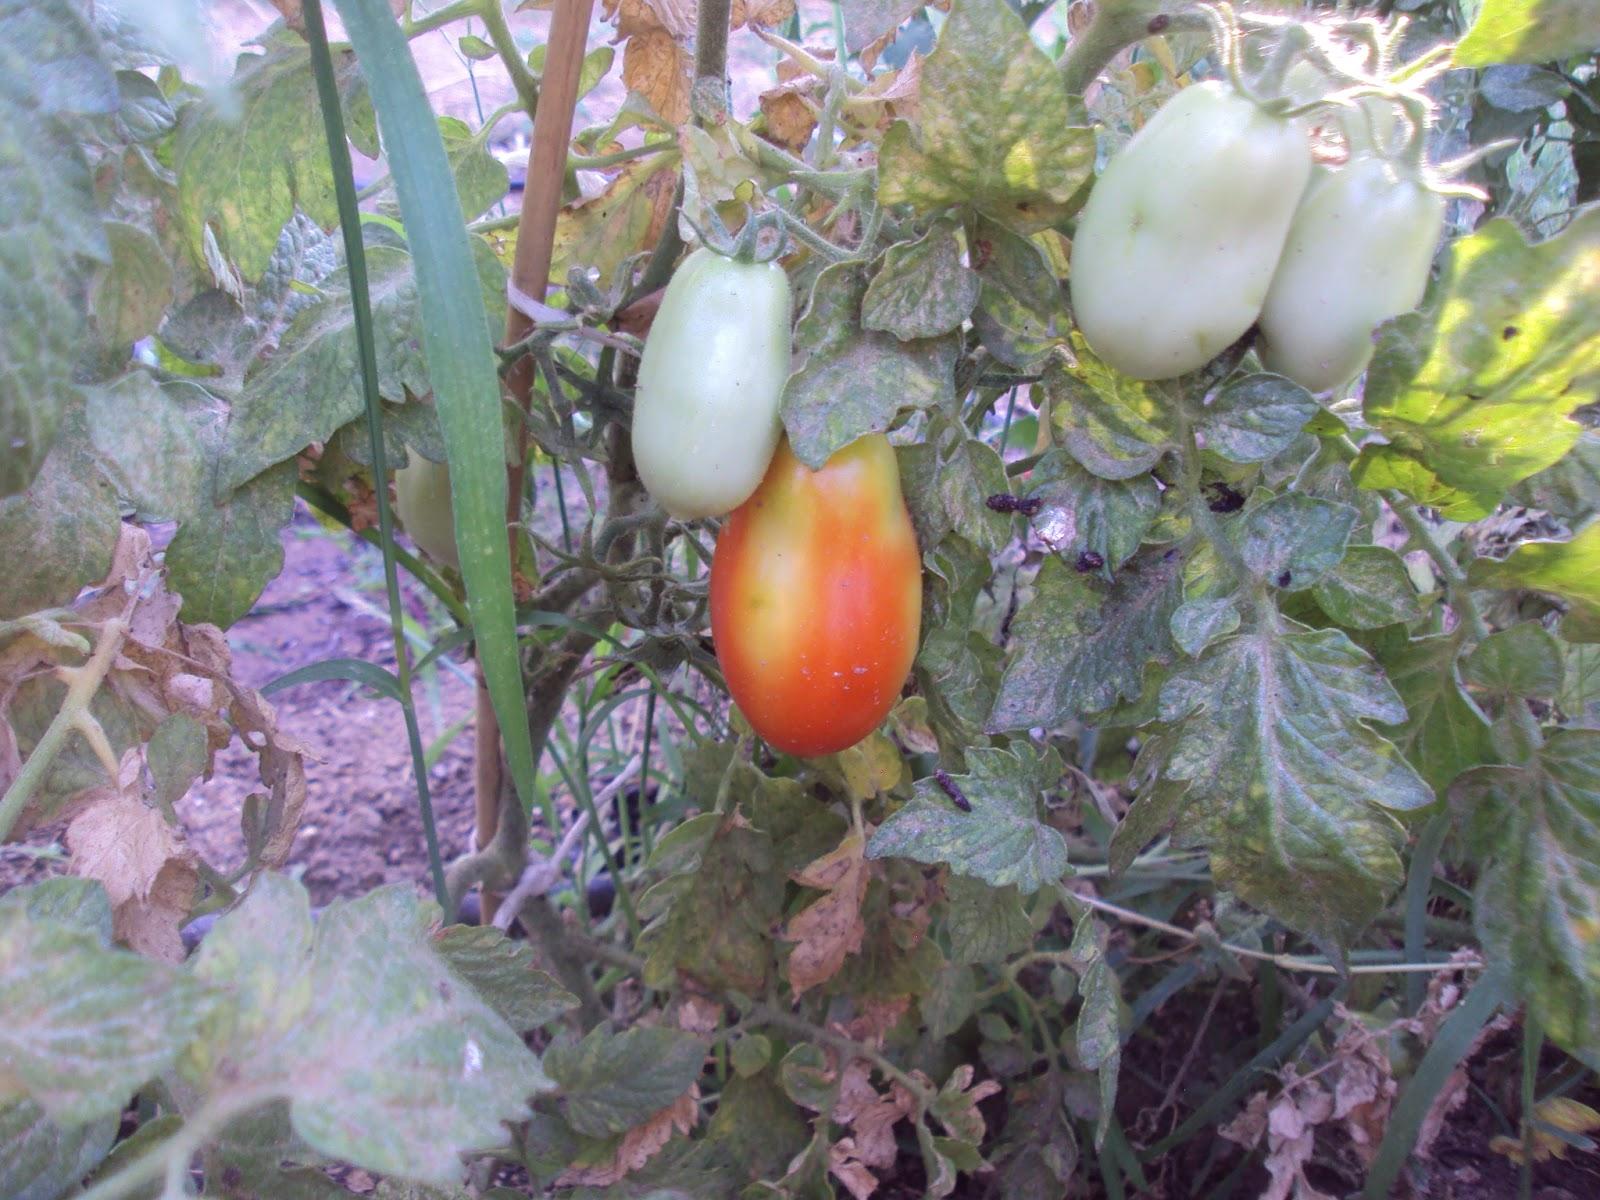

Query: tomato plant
3 0 1600 1198
710 434 921 757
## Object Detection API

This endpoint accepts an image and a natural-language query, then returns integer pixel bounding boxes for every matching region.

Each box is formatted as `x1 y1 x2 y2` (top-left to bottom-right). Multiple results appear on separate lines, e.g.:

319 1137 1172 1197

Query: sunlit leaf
1360 208 1600 518
876 0 1094 232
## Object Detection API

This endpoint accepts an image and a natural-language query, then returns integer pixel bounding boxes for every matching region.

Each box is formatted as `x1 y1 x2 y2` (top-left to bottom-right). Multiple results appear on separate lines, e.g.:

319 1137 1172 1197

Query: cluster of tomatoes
632 249 923 759
1072 34 1449 390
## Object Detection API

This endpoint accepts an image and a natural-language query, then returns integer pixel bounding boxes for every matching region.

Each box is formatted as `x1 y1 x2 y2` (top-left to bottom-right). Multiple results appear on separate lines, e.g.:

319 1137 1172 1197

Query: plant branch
1064 891 1484 976
475 0 540 113
402 0 479 38
0 612 131 843
693 0 732 123
1388 492 1491 641
1058 1 1210 99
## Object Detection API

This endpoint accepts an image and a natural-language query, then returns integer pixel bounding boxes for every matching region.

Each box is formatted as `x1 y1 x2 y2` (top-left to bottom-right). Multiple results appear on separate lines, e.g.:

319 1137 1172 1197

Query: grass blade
331 0 546 832
304 0 449 907
1361 968 1511 1199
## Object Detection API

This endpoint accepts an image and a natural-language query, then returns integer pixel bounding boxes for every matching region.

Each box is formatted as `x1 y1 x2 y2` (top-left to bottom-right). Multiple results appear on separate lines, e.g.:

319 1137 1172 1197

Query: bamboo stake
475 0 597 927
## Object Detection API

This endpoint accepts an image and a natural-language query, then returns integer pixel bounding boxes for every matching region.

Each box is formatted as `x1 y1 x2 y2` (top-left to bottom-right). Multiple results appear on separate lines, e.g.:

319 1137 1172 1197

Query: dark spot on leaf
985 492 1024 513
223 1167 243 1188
1207 482 1245 513
1076 550 1105 572
1502 325 1519 340
933 769 971 811
1277 570 1292 587
972 239 995 271
1148 14 1170 32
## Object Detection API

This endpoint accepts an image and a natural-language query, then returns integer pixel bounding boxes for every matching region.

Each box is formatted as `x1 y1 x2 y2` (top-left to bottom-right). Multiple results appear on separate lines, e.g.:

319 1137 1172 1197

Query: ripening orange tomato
709 434 922 758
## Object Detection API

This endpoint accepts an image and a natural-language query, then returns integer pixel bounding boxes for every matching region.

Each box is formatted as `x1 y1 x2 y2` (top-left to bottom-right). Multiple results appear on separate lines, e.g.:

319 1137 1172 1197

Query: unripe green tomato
631 247 792 519
1258 156 1444 393
1069 81 1313 380
393 455 458 568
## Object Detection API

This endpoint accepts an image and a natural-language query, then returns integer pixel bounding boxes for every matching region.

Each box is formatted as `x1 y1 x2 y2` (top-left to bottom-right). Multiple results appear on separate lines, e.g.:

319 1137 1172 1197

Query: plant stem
1058 0 1209 98
569 139 674 171
307 0 450 910
0 615 130 842
1389 493 1491 641
403 0 479 37
474 0 540 113
694 0 732 123
75 1089 280 1200
1066 891 1483 976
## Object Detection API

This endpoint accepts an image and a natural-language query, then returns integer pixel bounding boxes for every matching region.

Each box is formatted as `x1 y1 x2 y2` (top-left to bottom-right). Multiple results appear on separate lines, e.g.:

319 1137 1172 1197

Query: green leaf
1046 337 1177 481
988 547 1183 729
875 0 1094 232
1362 209 1600 518
1455 0 1600 67
1071 918 1121 1147
991 1071 1077 1195
175 33 366 280
867 744 1070 893
458 33 497 60
917 412 1014 554
1348 447 1488 522
438 115 510 221
434 924 580 1033
110 69 176 143
544 1025 706 1138
780 262 957 469
1239 493 1358 589
1310 544 1425 630
1023 449 1159 574
165 453 296 630
0 1101 115 1200
1170 596 1240 657
1463 623 1566 699
1470 521 1600 640
0 403 120 620
945 876 1031 965
1378 632 1495 794
185 874 546 1186
969 216 1067 369
148 713 210 811
1560 643 1600 725
222 242 504 492
729 1034 773 1078
0 904 206 1125
862 223 980 340
0 0 116 500
91 221 174 348
1510 430 1600 526
86 373 207 522
637 817 784 994
1453 729 1600 1057
1200 374 1319 465
1149 625 1434 945
0 878 114 945
696 1073 809 1185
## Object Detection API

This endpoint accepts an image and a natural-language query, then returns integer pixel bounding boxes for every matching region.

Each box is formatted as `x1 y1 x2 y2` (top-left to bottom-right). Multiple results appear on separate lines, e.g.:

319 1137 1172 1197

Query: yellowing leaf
623 28 691 123
784 833 870 994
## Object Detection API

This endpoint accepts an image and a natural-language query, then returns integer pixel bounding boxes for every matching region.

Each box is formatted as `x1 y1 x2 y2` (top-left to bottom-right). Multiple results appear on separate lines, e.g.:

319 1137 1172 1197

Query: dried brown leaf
759 84 818 154
559 1085 701 1186
732 0 794 29
114 855 199 962
67 785 182 909
784 833 869 995
676 993 723 1033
